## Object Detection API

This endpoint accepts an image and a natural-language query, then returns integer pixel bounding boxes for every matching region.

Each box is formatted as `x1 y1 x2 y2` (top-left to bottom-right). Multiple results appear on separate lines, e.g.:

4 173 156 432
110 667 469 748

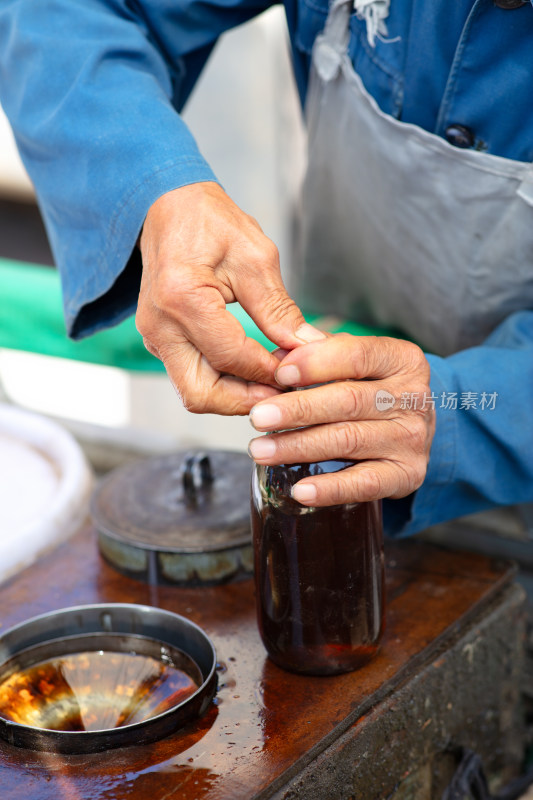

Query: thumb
237 269 326 350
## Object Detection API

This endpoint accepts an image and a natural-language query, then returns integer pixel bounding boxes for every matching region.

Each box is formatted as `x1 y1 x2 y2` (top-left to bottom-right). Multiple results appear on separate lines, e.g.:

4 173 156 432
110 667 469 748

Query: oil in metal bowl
0 604 217 753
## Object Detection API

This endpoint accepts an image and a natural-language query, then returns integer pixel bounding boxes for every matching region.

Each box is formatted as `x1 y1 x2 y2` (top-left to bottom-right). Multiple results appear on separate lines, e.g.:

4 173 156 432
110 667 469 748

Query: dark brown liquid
0 647 200 732
252 461 385 675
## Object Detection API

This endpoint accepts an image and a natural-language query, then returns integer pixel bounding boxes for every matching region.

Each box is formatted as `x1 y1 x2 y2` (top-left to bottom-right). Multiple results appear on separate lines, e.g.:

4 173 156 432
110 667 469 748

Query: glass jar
251 459 385 676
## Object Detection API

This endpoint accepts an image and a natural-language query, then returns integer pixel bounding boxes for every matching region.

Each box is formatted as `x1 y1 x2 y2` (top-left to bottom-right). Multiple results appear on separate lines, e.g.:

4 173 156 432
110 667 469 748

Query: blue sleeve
383 311 533 537
0 0 274 338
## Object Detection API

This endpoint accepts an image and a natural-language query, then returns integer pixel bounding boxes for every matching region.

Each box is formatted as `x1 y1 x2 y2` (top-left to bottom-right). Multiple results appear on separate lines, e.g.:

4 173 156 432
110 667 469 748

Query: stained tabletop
0 526 513 800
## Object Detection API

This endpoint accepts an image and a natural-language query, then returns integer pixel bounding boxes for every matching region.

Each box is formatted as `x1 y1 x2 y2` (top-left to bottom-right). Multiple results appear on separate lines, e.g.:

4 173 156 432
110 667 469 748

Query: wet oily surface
0 525 513 800
0 641 200 732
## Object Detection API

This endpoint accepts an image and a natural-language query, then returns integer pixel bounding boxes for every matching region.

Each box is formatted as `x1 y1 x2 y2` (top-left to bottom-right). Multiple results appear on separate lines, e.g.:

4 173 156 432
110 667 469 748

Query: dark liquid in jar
252 460 385 675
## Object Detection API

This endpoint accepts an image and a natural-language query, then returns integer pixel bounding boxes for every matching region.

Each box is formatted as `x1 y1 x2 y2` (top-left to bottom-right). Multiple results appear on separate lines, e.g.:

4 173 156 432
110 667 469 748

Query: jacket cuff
383 353 457 538
65 160 219 339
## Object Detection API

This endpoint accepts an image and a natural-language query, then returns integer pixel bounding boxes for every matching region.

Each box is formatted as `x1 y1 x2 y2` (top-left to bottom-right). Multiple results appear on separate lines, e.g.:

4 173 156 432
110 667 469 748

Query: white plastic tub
0 403 92 583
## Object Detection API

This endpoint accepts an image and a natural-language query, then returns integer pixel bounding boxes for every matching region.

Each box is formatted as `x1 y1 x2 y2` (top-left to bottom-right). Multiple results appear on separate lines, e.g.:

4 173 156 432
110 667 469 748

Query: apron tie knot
353 0 390 47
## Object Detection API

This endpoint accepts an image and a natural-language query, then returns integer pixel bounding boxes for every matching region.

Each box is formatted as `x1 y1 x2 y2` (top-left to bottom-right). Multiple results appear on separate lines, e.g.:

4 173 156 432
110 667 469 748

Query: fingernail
295 323 327 344
292 483 317 504
248 437 277 460
276 364 301 386
249 403 283 430
271 347 290 362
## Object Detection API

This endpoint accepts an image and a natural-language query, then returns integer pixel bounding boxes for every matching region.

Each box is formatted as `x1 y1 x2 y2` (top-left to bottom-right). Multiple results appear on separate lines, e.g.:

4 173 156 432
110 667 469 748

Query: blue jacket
0 0 532 535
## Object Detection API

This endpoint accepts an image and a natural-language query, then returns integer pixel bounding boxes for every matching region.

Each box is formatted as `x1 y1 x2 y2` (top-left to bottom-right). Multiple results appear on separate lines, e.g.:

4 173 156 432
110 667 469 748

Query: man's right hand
136 181 325 415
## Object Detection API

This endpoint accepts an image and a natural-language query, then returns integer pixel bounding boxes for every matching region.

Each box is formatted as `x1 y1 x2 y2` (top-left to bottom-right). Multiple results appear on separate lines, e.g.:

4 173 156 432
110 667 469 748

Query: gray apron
295 0 533 356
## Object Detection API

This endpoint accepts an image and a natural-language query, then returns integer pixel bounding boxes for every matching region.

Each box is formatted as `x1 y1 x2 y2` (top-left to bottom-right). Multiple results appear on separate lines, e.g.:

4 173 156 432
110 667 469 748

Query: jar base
264 642 381 677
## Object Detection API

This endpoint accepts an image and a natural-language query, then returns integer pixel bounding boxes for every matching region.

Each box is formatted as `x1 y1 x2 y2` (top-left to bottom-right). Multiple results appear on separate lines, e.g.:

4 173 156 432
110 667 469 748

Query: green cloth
0 258 397 370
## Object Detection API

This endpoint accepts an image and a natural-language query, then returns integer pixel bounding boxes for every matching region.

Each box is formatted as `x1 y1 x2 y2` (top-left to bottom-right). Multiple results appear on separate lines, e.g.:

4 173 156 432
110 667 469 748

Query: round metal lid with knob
91 450 253 586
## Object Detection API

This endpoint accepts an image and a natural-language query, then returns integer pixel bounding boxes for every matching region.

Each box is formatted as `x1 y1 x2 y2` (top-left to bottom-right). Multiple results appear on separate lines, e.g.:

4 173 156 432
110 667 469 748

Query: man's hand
248 334 435 505
136 182 324 415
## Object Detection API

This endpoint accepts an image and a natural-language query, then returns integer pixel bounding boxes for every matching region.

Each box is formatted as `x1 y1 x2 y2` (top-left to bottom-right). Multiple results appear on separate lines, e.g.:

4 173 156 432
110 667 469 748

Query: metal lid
91 450 254 585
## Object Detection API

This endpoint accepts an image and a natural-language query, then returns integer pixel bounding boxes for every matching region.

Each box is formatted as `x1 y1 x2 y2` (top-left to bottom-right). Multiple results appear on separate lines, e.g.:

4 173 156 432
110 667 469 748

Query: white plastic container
0 403 92 583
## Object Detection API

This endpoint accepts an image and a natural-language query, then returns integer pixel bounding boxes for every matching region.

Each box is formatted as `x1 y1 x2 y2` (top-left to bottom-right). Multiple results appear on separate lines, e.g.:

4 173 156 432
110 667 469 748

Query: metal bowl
0 604 217 753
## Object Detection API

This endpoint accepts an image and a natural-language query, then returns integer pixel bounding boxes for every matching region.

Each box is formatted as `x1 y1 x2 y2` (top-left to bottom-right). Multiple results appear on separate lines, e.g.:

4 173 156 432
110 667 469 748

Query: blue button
445 124 475 149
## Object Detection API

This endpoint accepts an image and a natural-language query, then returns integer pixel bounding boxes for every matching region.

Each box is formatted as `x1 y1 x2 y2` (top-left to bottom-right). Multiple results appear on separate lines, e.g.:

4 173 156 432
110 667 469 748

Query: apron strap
315 0 533 210
314 0 353 82
517 166 533 207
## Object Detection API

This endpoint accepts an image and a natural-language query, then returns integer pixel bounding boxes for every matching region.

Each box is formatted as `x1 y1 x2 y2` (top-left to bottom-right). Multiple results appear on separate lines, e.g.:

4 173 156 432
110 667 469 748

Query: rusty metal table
0 526 525 800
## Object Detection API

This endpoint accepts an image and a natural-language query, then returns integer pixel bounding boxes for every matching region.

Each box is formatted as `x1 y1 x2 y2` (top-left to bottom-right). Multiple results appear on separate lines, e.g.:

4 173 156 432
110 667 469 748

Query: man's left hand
248 334 435 506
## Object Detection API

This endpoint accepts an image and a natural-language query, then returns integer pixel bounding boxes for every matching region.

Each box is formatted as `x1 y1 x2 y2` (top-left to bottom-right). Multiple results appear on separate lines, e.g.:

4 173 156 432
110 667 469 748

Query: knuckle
141 337 160 359
167 374 214 416
349 336 376 377
261 239 280 266
408 381 429 398
402 381 432 415
412 459 428 489
207 346 237 374
357 468 383 500
406 417 429 451
181 392 211 415
331 422 360 456
323 463 384 504
340 382 361 418
392 417 429 456
322 475 347 506
404 342 429 374
244 212 261 229
418 400 434 421
275 434 302 463
151 276 177 313
135 309 150 338
292 391 314 422
152 265 196 313
135 310 160 353
398 459 426 495
264 287 299 323
246 239 279 271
